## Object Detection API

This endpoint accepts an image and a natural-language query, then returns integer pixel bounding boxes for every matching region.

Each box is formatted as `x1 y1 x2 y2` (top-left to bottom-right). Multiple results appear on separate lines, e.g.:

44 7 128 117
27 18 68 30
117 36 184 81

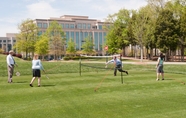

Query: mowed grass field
0 54 186 118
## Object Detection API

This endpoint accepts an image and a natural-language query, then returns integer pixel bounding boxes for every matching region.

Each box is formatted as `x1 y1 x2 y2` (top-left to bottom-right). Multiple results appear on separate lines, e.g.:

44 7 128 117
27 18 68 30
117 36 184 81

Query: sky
0 0 147 37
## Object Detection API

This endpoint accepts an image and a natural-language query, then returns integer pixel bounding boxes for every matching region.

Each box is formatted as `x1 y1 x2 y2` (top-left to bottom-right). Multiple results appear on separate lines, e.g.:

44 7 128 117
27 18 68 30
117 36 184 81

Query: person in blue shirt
105 56 128 76
156 53 164 81
30 54 45 87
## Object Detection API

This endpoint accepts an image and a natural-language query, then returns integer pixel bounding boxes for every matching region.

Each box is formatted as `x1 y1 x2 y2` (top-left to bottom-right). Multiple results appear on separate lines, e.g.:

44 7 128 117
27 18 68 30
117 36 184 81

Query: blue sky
0 0 147 37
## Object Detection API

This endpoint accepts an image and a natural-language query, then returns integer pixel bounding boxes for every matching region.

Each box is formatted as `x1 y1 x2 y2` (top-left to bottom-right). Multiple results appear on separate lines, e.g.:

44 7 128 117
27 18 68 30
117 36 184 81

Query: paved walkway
121 57 186 65
123 61 186 65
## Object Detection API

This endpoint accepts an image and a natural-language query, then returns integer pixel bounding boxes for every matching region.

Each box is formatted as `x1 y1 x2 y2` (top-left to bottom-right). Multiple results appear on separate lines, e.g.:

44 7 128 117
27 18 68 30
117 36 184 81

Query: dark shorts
32 69 41 77
157 65 164 73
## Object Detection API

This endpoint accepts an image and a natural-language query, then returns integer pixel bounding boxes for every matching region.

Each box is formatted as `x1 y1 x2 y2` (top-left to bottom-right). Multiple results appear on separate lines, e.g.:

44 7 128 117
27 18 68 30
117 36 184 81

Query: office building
34 15 109 55
0 33 17 52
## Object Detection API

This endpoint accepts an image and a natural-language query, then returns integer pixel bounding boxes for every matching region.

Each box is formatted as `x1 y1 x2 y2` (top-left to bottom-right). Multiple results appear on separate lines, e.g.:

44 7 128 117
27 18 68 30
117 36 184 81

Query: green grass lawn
0 54 186 118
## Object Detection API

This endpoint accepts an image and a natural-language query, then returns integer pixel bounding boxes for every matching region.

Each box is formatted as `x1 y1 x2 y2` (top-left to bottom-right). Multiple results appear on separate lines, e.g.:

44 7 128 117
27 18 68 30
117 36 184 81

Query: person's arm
106 59 114 65
39 60 44 71
156 58 160 68
13 57 18 67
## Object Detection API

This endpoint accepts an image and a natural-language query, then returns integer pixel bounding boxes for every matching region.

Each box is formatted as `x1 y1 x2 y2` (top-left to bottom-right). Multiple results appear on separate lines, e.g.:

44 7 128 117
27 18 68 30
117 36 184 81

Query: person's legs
38 78 41 87
156 73 160 81
30 77 35 87
7 65 14 83
114 68 117 76
117 65 128 75
161 73 164 80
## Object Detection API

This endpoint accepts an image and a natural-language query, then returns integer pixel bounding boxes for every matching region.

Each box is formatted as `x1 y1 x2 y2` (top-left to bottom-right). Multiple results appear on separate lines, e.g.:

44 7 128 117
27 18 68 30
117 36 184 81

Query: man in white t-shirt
106 56 128 76
6 50 18 83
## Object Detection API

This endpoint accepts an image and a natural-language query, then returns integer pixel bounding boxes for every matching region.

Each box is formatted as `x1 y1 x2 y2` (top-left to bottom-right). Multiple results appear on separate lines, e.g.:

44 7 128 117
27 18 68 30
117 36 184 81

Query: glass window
65 24 69 29
83 23 86 29
8 40 11 42
43 23 48 28
80 31 83 48
85 32 88 38
99 32 103 50
76 32 79 50
61 24 64 28
0 40 2 42
77 23 82 29
98 25 102 30
87 24 91 29
3 40 6 42
37 23 42 28
66 31 69 43
70 24 75 29
70 32 74 41
94 32 98 51
89 32 93 38
103 32 107 43
8 44 12 51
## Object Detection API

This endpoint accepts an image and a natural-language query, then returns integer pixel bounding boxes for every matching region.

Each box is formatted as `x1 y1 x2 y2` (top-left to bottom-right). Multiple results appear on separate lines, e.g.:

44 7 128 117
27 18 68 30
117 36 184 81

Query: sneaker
162 78 164 80
38 85 40 87
126 71 128 75
156 78 159 81
30 84 33 87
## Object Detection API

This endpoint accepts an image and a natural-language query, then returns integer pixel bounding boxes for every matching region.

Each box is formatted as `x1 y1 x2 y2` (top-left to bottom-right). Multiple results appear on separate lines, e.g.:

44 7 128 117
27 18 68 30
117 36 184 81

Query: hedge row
1 52 22 58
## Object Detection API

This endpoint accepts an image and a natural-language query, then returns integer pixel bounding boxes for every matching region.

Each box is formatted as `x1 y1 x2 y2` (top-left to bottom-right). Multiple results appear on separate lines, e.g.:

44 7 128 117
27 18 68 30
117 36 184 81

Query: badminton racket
15 66 20 76
43 70 49 79
16 71 20 76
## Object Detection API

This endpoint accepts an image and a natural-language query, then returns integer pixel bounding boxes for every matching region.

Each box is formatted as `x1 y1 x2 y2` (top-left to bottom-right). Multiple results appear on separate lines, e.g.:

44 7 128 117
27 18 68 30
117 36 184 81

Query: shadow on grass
15 81 28 83
165 79 174 80
41 84 56 87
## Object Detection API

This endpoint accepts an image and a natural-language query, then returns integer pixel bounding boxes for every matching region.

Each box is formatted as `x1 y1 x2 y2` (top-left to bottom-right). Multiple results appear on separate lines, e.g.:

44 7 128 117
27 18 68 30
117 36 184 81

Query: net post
106 51 108 62
120 54 123 84
79 56 81 76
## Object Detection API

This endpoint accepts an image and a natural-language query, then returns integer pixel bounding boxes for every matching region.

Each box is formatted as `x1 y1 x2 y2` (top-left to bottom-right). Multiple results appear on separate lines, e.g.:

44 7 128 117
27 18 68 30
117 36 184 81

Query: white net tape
80 54 120 58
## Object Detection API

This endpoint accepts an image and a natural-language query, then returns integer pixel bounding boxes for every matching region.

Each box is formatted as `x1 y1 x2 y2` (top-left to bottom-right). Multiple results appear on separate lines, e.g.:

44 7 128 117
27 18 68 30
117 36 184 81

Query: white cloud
26 1 60 19
0 24 18 36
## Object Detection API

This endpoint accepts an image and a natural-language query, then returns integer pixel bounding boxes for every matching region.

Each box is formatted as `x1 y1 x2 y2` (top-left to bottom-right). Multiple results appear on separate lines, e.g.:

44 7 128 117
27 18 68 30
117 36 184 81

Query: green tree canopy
35 34 49 59
81 36 95 55
45 21 66 60
105 9 130 55
15 19 39 59
66 38 76 55
154 9 179 53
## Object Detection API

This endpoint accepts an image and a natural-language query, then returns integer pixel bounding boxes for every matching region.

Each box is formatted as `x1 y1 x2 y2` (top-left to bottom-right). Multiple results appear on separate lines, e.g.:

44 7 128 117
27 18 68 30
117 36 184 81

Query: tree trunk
181 45 184 62
140 45 143 62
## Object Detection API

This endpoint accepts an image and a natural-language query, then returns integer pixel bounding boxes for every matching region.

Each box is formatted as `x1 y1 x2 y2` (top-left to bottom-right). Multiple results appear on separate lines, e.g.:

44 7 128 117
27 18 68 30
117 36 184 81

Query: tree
169 0 186 61
35 35 49 60
105 9 130 55
45 21 66 60
15 19 39 59
66 38 76 55
130 6 150 62
154 8 179 61
81 36 95 55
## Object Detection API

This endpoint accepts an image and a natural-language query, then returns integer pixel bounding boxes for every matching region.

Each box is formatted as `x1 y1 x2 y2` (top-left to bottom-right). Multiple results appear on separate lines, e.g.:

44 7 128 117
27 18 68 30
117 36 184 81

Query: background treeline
105 0 186 62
